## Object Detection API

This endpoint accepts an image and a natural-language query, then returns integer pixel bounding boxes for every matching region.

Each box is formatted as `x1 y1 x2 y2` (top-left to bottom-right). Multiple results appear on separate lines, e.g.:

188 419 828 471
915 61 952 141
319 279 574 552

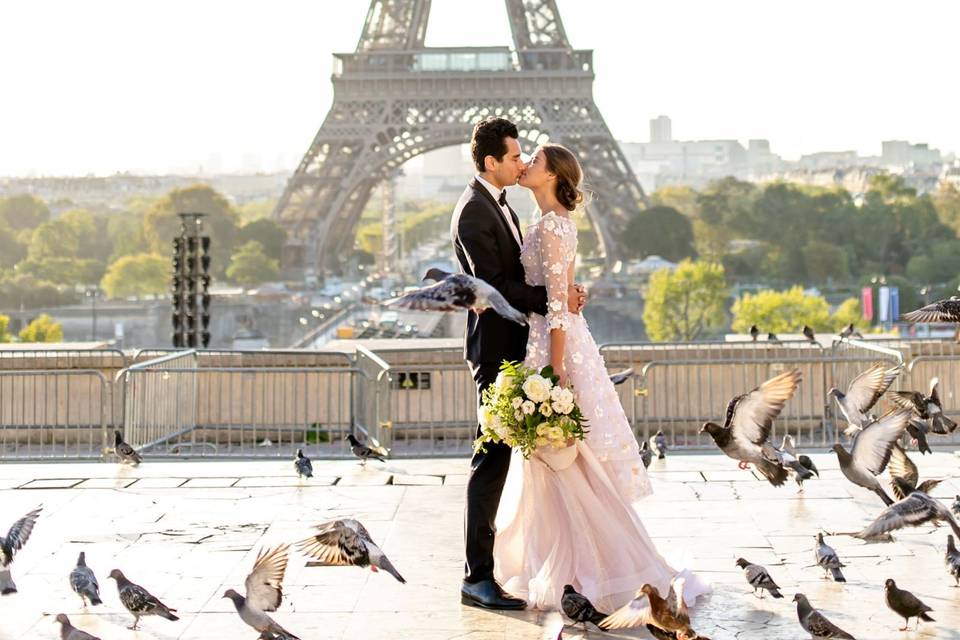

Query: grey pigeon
1 505 42 595
385 269 527 325
830 363 900 433
794 593 855 639
113 430 141 465
838 323 863 340
884 578 933 631
814 533 846 582
905 419 932 455
294 449 312 479
952 495 960 517
560 584 607 630
69 551 102 606
780 434 817 491
345 434 387 464
887 444 941 501
831 409 910 506
650 430 667 459
608 368 634 386
855 491 960 540
767 332 780 343
223 545 300 639
639 441 653 469
108 569 179 630
890 377 956 435
296 518 405 583
736 557 782 598
945 535 960 586
700 369 802 487
803 325 817 343
902 296 960 324
749 325 759 341
55 614 102 640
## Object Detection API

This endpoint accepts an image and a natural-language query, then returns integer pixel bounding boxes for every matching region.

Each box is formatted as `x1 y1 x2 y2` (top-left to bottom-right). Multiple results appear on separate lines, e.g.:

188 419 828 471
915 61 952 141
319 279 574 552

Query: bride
492 143 709 613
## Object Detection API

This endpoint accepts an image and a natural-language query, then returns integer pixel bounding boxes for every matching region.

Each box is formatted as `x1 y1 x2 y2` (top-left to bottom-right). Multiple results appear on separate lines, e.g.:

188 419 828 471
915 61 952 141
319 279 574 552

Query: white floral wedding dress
492 211 709 613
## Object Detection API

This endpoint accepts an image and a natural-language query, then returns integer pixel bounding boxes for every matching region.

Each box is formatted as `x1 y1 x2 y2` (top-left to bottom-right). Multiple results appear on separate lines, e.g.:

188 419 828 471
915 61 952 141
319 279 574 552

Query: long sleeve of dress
540 215 574 331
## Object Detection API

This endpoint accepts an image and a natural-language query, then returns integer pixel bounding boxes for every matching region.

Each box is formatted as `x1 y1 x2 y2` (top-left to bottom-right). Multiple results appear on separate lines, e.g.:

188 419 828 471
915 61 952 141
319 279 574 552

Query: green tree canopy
624 206 696 262
16 257 104 287
0 221 27 268
642 260 728 341
0 273 79 308
830 298 867 332
100 253 169 299
0 194 50 231
651 185 700 218
19 313 63 343
226 241 279 287
237 218 287 262
0 314 12 343
731 286 832 334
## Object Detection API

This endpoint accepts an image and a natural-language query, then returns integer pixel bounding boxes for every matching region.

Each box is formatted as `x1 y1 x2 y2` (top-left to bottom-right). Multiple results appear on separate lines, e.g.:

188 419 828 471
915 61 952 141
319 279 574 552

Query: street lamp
84 286 100 341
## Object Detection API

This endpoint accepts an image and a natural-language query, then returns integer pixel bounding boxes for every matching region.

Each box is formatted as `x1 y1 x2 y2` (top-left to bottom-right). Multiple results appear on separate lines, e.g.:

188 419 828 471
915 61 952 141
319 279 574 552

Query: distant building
797 151 859 171
649 115 672 143
881 140 941 168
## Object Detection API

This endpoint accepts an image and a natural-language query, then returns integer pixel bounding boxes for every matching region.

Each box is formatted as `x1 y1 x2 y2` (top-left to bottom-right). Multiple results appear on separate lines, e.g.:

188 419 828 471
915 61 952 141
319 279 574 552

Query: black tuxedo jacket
451 179 548 370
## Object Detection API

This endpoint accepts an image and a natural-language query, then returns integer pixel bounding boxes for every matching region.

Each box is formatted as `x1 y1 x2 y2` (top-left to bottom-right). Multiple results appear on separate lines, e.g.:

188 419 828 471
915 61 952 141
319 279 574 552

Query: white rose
555 400 573 415
550 385 565 403
495 371 514 392
521 400 536 415
535 436 549 448
512 396 523 409
540 402 553 417
522 375 551 403
514 409 523 421
559 388 575 406
479 405 495 429
495 424 510 440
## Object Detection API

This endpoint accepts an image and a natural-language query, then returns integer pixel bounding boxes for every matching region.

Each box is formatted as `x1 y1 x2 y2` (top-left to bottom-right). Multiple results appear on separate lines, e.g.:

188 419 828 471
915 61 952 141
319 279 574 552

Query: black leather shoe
461 579 526 610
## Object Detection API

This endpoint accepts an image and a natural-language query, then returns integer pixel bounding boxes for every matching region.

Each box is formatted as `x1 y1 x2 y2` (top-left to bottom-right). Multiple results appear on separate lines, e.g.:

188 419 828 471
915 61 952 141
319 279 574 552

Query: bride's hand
555 367 570 389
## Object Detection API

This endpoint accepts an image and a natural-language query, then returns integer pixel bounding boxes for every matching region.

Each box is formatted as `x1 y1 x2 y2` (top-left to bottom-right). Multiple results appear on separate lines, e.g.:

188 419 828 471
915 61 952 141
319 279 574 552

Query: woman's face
518 147 553 189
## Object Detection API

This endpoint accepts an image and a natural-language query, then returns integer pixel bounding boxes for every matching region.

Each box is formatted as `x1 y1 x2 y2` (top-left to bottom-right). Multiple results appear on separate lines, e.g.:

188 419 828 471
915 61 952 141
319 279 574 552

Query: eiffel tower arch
274 0 647 274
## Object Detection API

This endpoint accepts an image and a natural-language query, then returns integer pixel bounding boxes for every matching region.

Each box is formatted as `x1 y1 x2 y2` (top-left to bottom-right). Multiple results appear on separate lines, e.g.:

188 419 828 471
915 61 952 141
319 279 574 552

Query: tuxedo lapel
507 205 523 244
469 179 521 251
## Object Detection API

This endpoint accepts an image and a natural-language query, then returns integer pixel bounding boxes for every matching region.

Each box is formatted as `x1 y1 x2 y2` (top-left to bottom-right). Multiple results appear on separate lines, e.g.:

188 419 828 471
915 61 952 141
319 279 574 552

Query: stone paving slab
0 452 959 639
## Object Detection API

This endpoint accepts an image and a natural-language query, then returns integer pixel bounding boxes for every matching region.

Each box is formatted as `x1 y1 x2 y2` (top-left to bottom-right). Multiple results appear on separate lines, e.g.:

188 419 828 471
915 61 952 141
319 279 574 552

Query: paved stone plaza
1 452 959 640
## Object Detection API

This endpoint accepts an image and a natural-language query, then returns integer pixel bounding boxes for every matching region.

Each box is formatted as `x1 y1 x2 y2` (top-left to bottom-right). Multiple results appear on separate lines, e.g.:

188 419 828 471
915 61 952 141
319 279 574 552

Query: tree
0 272 79 308
932 183 960 235
830 298 867 331
906 240 960 284
731 286 831 334
0 314 12 343
237 198 276 223
642 260 728 341
19 314 63 343
15 257 104 287
237 218 286 262
0 221 27 268
28 221 79 259
100 253 169 299
624 206 696 262
226 241 279 287
651 185 699 218
0 194 50 231
802 241 850 284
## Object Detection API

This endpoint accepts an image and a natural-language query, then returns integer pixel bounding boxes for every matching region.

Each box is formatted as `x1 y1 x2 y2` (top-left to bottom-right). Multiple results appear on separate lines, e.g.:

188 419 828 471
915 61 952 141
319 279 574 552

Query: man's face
488 137 525 188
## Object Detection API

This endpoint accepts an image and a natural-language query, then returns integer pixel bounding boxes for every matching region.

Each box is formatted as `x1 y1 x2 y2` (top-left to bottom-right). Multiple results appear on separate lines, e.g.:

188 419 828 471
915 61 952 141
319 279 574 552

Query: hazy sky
3 0 958 176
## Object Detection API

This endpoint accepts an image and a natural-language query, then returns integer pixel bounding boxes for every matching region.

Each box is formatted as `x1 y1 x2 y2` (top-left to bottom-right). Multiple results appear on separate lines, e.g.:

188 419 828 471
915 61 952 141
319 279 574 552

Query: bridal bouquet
474 360 587 459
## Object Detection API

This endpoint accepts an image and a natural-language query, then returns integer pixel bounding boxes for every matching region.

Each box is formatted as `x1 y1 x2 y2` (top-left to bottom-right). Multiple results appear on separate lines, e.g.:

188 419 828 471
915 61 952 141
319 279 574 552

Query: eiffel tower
274 0 646 274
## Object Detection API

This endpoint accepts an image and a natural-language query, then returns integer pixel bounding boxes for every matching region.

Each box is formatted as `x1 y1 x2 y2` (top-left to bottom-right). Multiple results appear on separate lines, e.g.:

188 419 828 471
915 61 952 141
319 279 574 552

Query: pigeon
1 506 42 595
107 569 179 630
855 491 960 540
814 533 846 582
953 495 960 517
767 332 780 343
700 369 802 487
831 409 910 506
600 577 696 638
887 444 941 501
905 420 932 455
650 430 667 459
69 551 102 607
55 614 102 640
946 535 960 586
838 323 863 340
346 434 387 464
294 449 312 479
639 441 653 469
779 434 817 491
385 269 527 325
829 363 900 433
749 325 759 341
884 579 934 631
296 518 406 583
902 296 960 324
793 593 855 639
736 558 783 598
223 545 300 639
560 584 607 630
802 325 817 343
890 377 956 435
608 368 634 386
113 430 141 465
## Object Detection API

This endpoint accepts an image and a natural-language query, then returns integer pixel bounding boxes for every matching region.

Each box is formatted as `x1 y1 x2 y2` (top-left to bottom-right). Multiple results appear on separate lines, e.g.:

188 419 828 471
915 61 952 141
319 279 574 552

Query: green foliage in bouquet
474 360 588 459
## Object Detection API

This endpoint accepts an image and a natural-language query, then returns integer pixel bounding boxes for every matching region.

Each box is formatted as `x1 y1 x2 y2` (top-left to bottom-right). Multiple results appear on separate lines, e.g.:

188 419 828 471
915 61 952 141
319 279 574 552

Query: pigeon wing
903 298 960 323
850 410 910 475
599 596 654 630
730 369 801 449
471 277 528 325
245 545 289 612
889 391 927 417
384 277 475 312
888 444 919 498
804 609 851 638
845 363 899 414
858 493 938 538
296 519 370 566
1 506 41 566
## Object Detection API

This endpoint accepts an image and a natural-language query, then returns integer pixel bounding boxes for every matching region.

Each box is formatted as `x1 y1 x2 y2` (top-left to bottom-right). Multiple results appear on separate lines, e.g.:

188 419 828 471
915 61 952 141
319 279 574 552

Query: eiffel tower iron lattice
273 0 647 273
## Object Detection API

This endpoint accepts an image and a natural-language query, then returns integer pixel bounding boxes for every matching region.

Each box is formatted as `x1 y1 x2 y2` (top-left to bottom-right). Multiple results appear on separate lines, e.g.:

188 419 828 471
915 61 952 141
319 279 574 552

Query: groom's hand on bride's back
567 284 587 314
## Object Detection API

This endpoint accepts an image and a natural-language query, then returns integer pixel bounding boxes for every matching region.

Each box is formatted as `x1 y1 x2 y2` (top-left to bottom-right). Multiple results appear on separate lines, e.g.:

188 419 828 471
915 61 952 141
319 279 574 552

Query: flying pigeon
887 444 941 501
55 614 102 640
346 434 388 464
113 430 141 465
890 377 957 435
700 369 802 486
838 323 863 340
781 434 819 491
385 268 527 325
793 593 855 639
560 584 608 630
294 449 313 479
952 495 960 517
855 491 960 540
831 409 910 506
639 441 653 469
600 577 697 638
1 506 42 595
945 535 960 586
650 430 667 459
223 545 300 639
69 551 102 607
749 325 759 341
296 518 406 583
829 363 900 432
884 579 933 631
902 297 960 324
802 325 817 343
905 420 932 455
736 558 783 599
814 533 846 582
608 368 634 386
107 569 179 630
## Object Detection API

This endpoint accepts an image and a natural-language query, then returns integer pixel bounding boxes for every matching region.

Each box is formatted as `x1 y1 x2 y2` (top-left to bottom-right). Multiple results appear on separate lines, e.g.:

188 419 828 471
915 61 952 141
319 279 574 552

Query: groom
452 117 587 610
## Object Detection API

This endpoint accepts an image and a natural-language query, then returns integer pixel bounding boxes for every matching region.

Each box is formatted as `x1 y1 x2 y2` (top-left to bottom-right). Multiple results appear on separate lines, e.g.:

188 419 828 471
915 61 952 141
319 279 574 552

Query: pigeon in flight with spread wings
890 376 957 436
223 545 300 639
1 506 42 595
831 409 910 506
599 577 700 638
385 268 527 325
829 363 900 434
296 518 406 583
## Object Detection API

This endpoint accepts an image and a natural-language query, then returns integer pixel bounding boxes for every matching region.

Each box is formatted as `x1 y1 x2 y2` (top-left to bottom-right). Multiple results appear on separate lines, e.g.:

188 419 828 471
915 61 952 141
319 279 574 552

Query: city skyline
2 0 959 177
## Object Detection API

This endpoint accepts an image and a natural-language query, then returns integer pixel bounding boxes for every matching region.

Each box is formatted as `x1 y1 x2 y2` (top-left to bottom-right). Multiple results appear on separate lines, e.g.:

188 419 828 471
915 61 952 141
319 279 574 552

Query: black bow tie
498 190 507 207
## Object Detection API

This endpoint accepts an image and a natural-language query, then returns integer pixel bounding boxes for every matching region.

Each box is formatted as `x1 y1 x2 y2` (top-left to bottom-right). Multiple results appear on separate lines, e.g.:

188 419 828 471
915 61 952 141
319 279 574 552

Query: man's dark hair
470 117 519 172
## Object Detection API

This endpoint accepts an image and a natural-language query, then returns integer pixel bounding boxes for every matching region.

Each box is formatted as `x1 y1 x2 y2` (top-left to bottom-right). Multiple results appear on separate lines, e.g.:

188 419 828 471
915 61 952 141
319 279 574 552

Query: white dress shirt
475 174 522 247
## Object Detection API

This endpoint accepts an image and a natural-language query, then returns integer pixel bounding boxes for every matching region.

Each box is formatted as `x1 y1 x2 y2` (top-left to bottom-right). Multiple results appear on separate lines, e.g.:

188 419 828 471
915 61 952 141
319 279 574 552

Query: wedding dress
492 210 709 613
